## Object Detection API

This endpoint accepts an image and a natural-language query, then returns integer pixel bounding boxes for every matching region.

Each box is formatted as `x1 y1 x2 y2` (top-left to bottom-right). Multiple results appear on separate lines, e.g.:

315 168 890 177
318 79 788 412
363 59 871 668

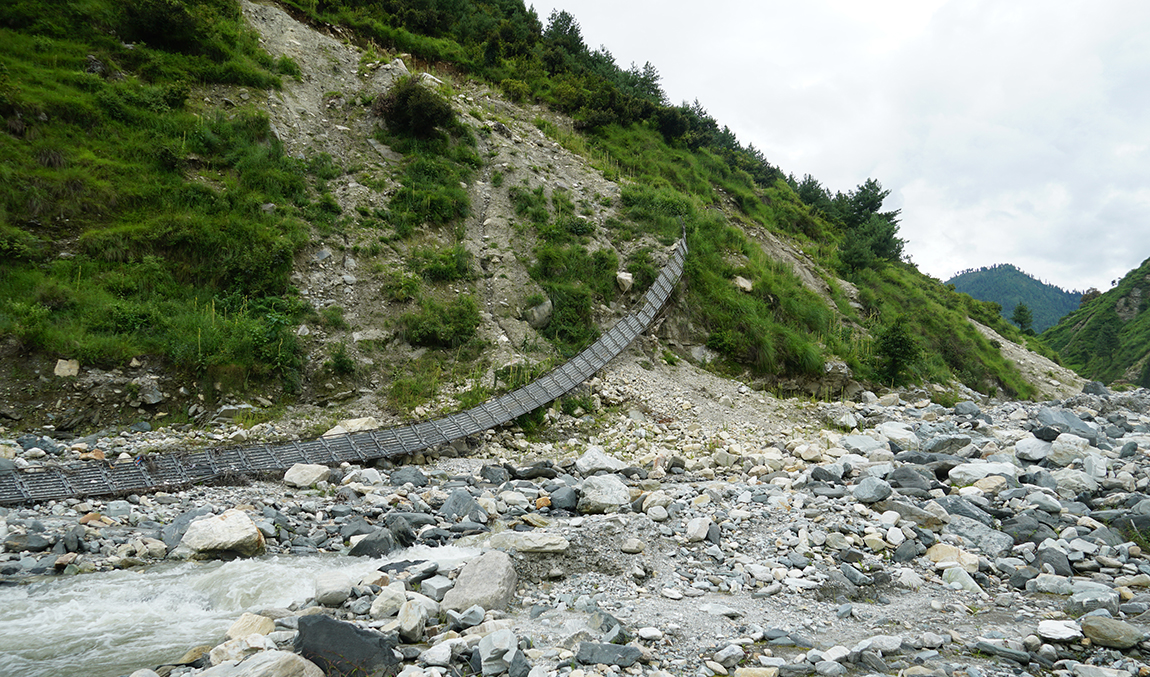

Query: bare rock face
173 509 266 559
441 550 517 612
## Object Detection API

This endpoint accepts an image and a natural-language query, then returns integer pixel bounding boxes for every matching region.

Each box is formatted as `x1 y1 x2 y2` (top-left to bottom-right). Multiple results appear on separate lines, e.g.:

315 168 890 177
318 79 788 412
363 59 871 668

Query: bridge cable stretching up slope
0 236 688 505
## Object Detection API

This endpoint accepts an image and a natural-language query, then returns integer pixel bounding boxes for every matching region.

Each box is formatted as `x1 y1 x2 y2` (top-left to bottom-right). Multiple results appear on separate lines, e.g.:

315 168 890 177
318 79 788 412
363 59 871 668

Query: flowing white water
0 545 478 677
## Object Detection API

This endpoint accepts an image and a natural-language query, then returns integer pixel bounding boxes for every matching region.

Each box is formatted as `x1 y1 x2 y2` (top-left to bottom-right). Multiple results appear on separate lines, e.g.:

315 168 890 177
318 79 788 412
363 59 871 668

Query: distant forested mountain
947 264 1081 333
1043 256 1150 386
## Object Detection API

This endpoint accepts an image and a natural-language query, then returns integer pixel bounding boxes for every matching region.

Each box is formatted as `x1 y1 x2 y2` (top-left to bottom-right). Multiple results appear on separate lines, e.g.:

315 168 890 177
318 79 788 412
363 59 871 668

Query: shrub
372 76 456 139
874 316 920 386
410 244 471 282
400 295 480 348
500 78 530 102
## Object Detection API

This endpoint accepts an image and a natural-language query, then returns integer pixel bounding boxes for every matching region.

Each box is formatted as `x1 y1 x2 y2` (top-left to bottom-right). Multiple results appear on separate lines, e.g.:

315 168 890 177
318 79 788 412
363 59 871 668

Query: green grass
0 3 314 390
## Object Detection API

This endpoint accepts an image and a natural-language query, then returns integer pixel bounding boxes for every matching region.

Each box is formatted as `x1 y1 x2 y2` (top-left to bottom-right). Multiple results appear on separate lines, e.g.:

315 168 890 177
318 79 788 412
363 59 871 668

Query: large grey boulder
441 550 517 612
1049 433 1091 466
1051 468 1098 495
174 509 265 559
314 572 352 607
1037 407 1098 443
283 463 330 488
575 446 628 475
852 477 891 503
947 462 1019 486
943 515 1014 558
841 435 885 455
577 474 631 514
1014 436 1052 462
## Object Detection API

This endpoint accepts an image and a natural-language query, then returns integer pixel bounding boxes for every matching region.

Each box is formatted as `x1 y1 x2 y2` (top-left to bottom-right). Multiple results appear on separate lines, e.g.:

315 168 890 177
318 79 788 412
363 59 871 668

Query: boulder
369 585 407 619
852 477 892 503
575 642 642 667
1014 436 1052 462
575 446 628 475
176 509 265 559
201 650 324 677
948 462 1019 486
314 572 352 607
283 464 330 488
577 474 631 514
347 529 400 558
1048 433 1091 467
943 516 1014 558
1080 615 1143 649
226 613 275 640
294 615 400 677
441 550 517 612
488 531 570 553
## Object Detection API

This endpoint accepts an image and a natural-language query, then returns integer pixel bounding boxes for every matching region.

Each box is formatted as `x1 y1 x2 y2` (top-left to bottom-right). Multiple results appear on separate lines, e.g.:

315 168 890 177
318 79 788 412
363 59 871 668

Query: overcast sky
530 0 1150 292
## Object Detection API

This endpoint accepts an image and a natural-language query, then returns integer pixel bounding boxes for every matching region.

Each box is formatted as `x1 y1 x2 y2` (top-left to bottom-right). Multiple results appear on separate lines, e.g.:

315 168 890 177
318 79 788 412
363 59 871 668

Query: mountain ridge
946 263 1082 334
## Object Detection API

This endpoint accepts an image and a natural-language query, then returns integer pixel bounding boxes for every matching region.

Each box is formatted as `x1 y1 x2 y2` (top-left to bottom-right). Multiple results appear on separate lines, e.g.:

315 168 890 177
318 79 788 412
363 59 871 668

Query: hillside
946 263 1081 333
0 0 1078 435
1043 255 1150 386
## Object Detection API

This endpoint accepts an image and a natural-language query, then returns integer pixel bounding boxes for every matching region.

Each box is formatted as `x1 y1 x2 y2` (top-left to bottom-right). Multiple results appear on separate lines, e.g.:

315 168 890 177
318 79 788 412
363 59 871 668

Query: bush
500 78 530 102
372 76 456 139
410 244 471 282
874 316 920 386
400 295 480 348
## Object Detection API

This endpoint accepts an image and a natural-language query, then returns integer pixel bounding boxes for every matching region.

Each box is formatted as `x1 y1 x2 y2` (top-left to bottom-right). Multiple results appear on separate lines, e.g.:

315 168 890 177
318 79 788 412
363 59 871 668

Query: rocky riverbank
3 357 1150 677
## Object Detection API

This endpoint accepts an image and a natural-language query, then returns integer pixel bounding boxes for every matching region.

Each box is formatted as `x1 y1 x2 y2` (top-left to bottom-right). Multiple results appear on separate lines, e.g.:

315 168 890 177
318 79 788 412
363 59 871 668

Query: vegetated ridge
1043 255 1150 387
946 263 1082 334
0 0 1071 435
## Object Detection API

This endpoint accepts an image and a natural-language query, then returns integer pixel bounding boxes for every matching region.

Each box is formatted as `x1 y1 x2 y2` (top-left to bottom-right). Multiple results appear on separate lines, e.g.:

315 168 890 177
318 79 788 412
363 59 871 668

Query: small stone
621 538 644 554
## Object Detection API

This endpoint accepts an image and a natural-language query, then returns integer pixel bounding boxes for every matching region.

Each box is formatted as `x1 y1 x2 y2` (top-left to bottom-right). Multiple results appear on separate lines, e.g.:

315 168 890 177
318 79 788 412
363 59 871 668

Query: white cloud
532 0 1150 290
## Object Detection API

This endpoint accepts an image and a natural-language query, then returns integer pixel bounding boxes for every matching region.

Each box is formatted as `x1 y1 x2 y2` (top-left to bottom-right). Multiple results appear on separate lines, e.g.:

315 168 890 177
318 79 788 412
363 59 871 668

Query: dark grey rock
954 401 981 416
1037 407 1098 443
347 528 399 558
3 533 51 552
295 614 400 677
1082 381 1110 396
440 489 487 522
924 434 972 456
480 465 511 485
839 563 873 586
974 641 1029 664
390 467 428 487
887 466 932 491
1001 514 1058 545
853 477 892 503
575 642 642 667
1033 548 1073 577
549 486 579 511
934 495 994 526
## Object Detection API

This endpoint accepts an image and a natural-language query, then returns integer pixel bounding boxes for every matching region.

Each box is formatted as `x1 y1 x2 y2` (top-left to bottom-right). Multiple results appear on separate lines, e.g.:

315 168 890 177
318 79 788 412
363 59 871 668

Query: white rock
686 517 712 542
1038 620 1083 642
283 463 330 488
177 509 266 558
575 446 629 475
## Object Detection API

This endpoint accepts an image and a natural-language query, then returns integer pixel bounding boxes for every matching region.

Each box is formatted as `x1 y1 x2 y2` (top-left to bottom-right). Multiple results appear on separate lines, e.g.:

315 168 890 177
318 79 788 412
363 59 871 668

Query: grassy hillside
1043 256 1150 386
0 0 1050 426
947 264 1081 333
0 0 315 391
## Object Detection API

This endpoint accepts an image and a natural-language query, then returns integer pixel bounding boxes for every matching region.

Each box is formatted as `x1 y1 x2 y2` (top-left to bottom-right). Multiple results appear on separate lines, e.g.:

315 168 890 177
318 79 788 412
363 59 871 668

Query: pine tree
1011 303 1033 334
